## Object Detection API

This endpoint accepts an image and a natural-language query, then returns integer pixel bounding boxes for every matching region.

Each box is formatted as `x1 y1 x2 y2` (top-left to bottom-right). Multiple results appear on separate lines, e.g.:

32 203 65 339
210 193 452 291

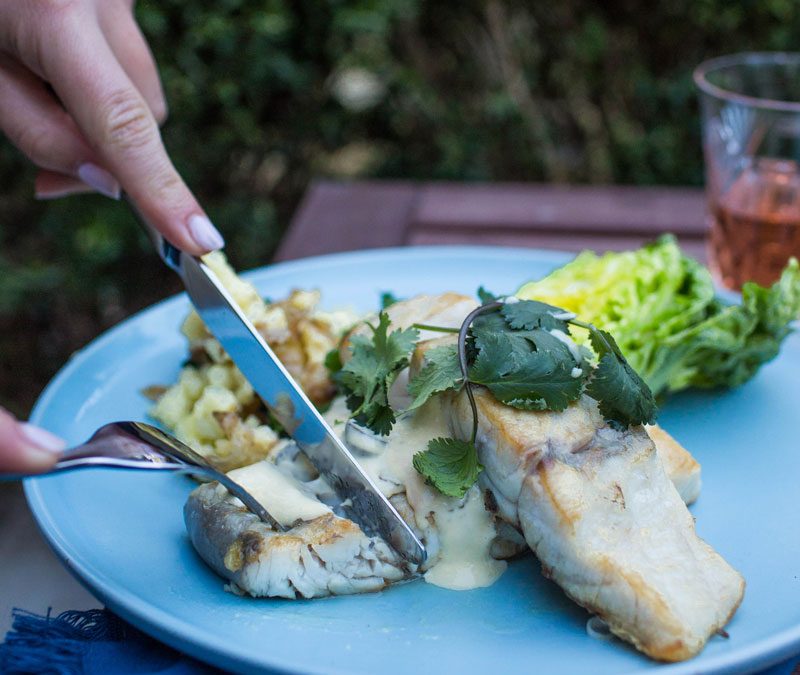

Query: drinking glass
694 52 800 289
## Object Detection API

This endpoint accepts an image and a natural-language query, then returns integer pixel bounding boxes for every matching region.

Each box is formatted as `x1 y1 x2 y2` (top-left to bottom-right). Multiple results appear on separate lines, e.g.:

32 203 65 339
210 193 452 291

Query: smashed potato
150 251 358 471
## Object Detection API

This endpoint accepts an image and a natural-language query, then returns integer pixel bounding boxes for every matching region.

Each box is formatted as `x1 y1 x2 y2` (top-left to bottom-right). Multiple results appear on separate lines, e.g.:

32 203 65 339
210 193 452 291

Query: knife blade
129 200 426 565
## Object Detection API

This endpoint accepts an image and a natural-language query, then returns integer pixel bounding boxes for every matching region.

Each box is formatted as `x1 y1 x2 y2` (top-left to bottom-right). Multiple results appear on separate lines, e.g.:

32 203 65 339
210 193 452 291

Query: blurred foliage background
2 0 799 416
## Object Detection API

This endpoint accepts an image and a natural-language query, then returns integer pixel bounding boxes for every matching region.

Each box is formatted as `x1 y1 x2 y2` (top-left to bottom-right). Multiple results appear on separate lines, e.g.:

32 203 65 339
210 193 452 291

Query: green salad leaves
517 235 800 397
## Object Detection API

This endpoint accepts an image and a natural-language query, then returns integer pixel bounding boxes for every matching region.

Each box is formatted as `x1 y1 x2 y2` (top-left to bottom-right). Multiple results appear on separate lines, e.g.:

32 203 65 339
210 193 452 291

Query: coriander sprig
410 303 500 498
335 294 658 499
410 298 657 431
578 322 658 430
334 312 418 436
458 301 503 444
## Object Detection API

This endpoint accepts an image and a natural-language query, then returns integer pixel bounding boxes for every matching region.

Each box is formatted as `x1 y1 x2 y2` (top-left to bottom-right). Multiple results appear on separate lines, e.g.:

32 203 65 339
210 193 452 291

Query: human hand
0 407 64 474
0 0 224 254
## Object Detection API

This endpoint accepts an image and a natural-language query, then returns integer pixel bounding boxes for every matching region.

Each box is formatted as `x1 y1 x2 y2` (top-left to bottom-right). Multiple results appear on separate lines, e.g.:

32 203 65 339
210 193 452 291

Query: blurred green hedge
2 0 799 414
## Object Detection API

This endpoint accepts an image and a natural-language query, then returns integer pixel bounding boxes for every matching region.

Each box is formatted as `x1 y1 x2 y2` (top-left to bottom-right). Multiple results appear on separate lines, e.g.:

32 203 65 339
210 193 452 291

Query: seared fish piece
646 424 701 505
400 311 704 506
444 388 744 661
185 478 408 599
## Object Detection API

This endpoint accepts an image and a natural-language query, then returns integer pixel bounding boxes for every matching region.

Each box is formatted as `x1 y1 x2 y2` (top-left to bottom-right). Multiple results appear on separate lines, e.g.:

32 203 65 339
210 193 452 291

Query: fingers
40 12 222 255
0 55 110 183
34 169 96 200
0 408 64 474
0 8 165 201
99 3 168 125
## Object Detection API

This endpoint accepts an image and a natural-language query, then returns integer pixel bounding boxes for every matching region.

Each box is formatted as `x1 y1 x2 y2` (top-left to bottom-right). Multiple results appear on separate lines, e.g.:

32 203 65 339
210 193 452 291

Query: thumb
0 408 65 474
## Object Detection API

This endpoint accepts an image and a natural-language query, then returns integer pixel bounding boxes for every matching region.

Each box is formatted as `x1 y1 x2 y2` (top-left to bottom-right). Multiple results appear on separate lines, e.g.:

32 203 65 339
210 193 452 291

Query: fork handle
0 421 178 481
0 421 285 532
0 456 184 481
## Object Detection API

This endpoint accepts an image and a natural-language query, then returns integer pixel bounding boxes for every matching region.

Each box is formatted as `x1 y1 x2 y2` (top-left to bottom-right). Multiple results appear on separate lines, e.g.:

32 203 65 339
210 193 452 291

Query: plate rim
24 243 800 675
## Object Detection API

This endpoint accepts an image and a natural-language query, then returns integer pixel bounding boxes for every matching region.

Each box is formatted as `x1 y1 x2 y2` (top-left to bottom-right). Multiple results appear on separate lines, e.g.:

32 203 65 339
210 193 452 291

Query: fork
4 421 284 531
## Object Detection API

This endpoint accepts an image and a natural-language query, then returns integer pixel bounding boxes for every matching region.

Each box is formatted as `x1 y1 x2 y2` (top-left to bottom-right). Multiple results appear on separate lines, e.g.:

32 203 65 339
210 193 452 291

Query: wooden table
275 180 707 261
1 180 707 637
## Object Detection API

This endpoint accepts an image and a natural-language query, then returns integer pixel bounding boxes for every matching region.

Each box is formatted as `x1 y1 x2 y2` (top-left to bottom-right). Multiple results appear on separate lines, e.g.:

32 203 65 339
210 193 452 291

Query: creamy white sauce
227 461 331 527
322 395 506 590
344 421 388 456
323 395 351 434
381 402 506 590
228 392 506 590
323 396 403 497
421 484 507 590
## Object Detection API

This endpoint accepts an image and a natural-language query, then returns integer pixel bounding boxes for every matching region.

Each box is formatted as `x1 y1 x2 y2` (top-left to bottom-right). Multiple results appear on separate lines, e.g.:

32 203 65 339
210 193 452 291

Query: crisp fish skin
185 482 408 599
444 387 745 662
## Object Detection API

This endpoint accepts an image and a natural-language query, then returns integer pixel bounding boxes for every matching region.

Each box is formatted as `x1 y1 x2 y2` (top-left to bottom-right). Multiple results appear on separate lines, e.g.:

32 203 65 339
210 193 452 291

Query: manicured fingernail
77 163 121 200
20 423 66 454
187 214 225 251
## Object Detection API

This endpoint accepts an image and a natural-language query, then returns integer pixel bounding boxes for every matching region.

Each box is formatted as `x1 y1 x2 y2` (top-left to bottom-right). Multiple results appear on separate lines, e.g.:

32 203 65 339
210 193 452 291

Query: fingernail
20 423 66 455
187 214 225 251
77 163 121 200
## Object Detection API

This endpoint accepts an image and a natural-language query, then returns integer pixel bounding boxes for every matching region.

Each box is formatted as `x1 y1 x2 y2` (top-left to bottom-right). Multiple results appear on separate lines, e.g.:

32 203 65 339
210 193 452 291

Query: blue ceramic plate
26 246 800 674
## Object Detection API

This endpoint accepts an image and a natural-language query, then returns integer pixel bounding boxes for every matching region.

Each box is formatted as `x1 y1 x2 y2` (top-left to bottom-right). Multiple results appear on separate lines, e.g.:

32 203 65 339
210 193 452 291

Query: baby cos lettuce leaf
517 235 800 397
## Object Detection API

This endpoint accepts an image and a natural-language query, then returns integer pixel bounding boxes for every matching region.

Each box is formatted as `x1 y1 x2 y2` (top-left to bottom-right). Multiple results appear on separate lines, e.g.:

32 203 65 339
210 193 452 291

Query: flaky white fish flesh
185 480 408 599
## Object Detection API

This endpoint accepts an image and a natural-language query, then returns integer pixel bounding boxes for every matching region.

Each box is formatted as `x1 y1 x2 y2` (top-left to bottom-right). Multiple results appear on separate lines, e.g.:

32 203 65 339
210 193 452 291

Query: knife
128 199 426 565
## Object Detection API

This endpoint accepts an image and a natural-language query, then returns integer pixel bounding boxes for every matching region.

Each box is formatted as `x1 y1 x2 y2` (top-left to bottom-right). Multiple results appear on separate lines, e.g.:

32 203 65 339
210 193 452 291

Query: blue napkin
0 609 218 674
1 607 798 674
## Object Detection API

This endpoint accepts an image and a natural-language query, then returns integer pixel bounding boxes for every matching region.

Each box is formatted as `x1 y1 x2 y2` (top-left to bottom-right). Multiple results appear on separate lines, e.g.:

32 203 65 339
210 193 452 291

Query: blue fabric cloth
0 609 219 675
1 607 798 674
763 656 800 675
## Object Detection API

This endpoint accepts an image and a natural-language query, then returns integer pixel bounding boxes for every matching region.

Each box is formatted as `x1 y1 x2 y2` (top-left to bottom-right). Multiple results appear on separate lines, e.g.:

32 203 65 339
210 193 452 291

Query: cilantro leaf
470 304 575 359
407 344 463 410
469 310 509 351
363 404 397 437
412 437 482 498
469 332 584 411
337 312 419 435
501 299 571 332
524 328 584 367
374 312 419 361
585 328 657 428
324 348 343 375
380 292 401 309
477 286 498 304
588 327 625 359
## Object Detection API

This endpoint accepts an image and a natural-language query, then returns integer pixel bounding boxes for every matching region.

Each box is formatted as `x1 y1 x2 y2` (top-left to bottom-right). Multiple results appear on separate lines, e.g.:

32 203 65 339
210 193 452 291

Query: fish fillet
184 410 504 598
185 480 408 599
646 424 701 505
441 381 743 661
